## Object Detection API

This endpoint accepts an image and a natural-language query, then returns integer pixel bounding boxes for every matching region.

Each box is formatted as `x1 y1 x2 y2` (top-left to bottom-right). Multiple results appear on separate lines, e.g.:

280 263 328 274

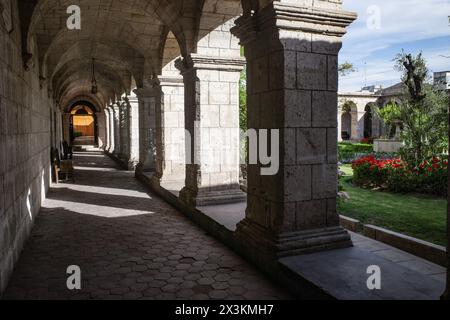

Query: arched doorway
69 104 98 146
341 101 357 141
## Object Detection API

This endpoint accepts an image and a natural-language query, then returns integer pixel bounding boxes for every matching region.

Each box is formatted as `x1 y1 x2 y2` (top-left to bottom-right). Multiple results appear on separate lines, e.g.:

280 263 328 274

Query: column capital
124 95 141 107
231 1 357 45
133 87 161 102
175 54 245 75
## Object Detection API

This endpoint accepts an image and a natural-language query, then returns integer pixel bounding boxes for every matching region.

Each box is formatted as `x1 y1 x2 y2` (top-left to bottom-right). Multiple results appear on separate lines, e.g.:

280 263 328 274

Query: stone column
337 109 343 142
112 103 121 155
175 54 246 207
372 111 381 138
106 106 115 153
154 75 186 186
104 109 111 151
231 0 356 259
356 111 365 140
96 112 106 148
134 88 157 172
119 101 129 159
125 95 140 170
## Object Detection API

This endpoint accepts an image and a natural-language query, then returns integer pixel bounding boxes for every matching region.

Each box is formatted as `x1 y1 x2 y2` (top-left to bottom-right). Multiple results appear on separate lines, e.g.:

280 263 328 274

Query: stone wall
0 1 55 294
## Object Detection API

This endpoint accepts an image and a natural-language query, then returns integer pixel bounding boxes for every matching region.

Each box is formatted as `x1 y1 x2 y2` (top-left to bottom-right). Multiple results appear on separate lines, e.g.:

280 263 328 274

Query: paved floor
3 149 291 300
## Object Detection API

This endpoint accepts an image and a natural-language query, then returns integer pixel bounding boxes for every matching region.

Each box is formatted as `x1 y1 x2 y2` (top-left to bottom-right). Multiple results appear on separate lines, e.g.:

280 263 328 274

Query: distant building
434 71 450 91
338 83 405 142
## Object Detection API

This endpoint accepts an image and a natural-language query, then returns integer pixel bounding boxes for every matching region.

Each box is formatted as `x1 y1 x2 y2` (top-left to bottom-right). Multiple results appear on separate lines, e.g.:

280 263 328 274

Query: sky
339 0 450 92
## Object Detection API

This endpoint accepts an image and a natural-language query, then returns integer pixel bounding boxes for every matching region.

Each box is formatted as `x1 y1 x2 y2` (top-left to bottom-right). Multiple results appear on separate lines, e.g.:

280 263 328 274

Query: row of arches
17 0 243 110
340 101 379 141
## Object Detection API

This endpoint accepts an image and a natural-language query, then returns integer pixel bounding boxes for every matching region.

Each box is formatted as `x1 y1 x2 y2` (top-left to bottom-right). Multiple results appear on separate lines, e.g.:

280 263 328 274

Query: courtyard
0 0 449 303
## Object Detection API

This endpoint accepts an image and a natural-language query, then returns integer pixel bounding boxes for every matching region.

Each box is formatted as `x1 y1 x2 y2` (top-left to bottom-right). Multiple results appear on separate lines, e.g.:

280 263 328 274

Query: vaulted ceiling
20 0 244 111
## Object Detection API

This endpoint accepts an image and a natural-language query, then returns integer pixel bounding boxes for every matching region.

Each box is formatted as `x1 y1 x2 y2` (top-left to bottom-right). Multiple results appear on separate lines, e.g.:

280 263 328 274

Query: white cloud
342 0 450 60
339 46 450 92
339 0 450 91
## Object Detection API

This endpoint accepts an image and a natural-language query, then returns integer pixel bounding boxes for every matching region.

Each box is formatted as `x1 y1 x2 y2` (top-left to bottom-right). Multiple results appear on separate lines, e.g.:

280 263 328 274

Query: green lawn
339 164 447 246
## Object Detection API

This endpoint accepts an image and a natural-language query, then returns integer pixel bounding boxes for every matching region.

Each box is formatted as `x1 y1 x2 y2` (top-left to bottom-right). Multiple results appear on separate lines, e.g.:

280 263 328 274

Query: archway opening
70 105 97 146
341 101 356 141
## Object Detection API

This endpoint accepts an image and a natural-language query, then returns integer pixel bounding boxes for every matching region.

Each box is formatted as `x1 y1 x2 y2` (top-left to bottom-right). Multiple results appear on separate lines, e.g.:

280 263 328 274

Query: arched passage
69 104 97 146
341 101 358 141
4 0 447 301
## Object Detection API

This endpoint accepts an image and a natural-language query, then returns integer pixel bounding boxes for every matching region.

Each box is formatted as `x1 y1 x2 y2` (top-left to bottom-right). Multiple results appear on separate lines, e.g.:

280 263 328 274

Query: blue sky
339 0 450 92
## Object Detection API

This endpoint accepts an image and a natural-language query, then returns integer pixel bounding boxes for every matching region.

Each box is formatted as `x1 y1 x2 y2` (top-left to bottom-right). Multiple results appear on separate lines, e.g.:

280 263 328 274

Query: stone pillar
337 109 343 142
125 95 140 170
356 111 365 140
97 112 107 148
106 106 115 153
134 88 157 172
104 109 111 151
372 111 381 138
119 101 129 159
231 0 356 258
175 54 246 207
154 75 186 185
112 103 121 155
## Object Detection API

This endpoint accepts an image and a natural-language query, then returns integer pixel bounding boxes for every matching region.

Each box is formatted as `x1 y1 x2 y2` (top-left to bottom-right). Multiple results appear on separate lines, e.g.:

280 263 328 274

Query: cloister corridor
3 149 290 300
1 0 448 300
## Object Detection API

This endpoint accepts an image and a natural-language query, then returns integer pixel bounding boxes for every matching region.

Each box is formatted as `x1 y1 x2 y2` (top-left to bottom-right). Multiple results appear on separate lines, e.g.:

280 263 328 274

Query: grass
339 164 447 246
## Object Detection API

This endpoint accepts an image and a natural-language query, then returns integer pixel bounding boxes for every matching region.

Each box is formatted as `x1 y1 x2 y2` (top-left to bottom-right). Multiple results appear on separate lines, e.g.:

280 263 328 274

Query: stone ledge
279 246 444 300
105 151 132 171
339 215 362 232
339 215 447 267
363 224 447 267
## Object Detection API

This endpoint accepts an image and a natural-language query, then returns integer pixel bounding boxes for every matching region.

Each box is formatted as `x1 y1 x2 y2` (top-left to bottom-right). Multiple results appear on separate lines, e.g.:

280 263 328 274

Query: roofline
338 92 381 97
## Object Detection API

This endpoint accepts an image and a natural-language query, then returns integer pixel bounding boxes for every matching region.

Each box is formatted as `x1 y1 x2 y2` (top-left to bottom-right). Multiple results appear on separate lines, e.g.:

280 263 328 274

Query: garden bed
338 164 447 246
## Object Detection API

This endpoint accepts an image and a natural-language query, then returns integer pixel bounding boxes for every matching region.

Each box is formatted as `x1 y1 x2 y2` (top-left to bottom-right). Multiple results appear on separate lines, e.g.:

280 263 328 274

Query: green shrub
338 143 374 163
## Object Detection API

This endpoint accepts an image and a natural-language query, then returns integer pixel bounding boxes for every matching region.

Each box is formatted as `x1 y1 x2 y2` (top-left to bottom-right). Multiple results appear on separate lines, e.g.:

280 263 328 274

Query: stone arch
17 0 39 69
160 30 182 76
340 100 358 141
67 101 98 146
195 0 242 57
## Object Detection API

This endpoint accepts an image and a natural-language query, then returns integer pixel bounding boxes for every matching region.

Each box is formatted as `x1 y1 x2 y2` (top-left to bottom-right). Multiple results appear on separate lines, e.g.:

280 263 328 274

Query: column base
127 160 138 171
135 163 155 174
180 186 247 207
235 218 353 259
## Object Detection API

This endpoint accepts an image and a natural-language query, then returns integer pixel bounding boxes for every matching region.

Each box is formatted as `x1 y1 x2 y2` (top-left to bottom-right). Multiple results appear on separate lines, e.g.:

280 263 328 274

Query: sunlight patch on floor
44 199 155 217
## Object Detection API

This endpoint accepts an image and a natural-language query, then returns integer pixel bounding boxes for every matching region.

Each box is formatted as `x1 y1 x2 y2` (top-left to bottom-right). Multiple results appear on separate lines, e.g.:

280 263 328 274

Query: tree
339 62 357 77
379 51 449 166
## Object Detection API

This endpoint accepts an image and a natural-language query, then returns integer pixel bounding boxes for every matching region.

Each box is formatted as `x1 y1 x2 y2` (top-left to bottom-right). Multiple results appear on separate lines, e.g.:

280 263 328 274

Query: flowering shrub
360 138 374 144
352 155 448 196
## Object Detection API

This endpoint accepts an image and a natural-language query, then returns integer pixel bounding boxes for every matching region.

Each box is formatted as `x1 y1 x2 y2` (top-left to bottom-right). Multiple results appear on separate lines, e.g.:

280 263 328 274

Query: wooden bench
54 160 75 183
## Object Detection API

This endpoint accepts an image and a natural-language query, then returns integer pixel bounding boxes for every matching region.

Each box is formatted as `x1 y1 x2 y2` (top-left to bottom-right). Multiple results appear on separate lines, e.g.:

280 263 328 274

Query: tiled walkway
3 149 290 300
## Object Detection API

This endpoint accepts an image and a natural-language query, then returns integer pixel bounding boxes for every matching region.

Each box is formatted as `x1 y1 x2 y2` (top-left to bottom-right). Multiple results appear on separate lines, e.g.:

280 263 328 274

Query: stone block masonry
0 3 56 295
231 0 357 260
